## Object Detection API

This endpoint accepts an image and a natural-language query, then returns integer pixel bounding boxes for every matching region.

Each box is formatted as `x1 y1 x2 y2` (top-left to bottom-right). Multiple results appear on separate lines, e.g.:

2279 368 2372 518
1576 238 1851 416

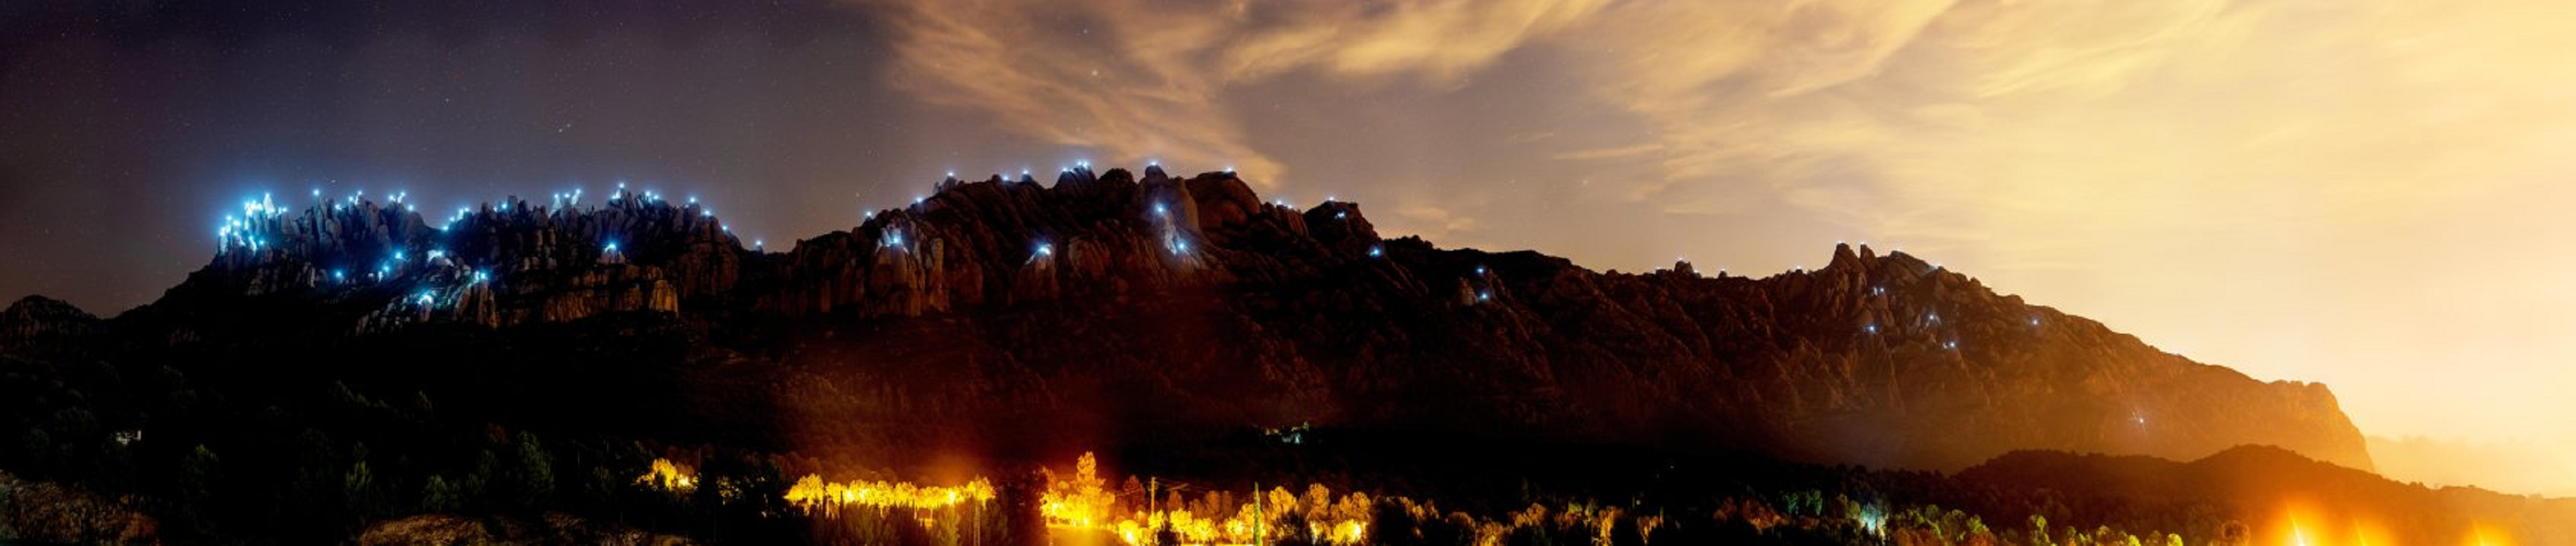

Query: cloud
860 0 1608 189
1551 143 1663 161
1394 204 1480 240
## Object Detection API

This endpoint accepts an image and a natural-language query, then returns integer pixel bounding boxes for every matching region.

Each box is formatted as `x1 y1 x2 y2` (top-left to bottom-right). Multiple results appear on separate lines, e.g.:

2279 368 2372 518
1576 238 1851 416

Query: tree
344 460 382 522
510 431 554 509
421 474 463 513
178 444 221 527
2215 520 2251 546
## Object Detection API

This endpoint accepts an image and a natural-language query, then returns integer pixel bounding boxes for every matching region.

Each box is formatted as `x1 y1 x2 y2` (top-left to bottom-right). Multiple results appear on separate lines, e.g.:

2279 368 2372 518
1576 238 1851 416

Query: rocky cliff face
61 166 2370 472
160 191 732 334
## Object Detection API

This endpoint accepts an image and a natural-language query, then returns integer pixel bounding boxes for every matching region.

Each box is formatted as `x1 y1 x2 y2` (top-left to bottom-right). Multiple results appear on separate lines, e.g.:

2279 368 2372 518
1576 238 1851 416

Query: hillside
49 166 2368 473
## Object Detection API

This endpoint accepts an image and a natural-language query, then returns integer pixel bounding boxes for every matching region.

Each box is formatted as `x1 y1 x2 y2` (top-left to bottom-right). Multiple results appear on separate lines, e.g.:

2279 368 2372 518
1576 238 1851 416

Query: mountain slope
55 166 2368 472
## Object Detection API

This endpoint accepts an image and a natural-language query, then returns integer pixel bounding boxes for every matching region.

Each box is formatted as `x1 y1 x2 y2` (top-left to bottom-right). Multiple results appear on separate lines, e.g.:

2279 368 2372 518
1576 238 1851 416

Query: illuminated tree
2214 520 2251 546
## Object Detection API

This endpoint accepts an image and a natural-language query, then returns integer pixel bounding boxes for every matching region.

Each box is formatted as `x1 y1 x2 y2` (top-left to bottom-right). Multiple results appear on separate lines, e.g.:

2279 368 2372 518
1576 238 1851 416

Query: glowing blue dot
1153 203 1168 216
1035 242 1054 257
1474 265 1487 275
605 242 619 252
1335 211 1347 220
427 250 445 260
1865 324 1878 334
1366 245 1383 258
1477 290 1491 302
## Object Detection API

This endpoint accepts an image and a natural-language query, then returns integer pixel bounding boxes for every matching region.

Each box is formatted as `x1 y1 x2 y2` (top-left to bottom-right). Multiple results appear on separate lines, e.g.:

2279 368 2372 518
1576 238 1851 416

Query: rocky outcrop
0 296 100 353
60 167 2371 473
166 191 724 333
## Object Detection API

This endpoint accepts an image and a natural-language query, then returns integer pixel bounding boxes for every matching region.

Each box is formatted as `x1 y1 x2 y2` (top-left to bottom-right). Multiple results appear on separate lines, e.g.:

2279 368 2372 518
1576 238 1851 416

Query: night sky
6 1 2575 493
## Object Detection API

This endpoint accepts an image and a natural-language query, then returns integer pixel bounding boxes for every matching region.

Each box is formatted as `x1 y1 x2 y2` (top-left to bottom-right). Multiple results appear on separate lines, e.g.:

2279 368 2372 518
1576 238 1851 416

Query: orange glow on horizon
2267 500 2399 546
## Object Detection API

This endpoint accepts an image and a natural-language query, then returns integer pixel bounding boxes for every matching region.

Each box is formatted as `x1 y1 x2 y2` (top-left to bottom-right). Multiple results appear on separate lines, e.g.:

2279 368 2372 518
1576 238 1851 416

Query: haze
2 0 2569 494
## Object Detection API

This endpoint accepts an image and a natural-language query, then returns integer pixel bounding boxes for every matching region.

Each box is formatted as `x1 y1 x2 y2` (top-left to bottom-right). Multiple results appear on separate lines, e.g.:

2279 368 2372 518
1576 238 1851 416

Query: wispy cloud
860 0 1608 188
1551 143 1663 161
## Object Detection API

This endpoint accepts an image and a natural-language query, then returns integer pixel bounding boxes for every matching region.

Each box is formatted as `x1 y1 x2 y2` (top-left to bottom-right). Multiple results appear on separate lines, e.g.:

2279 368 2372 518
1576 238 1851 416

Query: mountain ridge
9 165 2371 473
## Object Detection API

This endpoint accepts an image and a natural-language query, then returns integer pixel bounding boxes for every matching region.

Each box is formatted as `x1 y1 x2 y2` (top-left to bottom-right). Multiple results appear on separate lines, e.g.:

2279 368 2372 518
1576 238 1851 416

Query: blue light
417 291 434 306
473 270 488 283
1035 242 1054 257
1172 240 1189 254
1335 211 1347 220
1477 290 1491 302
887 231 905 247
1865 324 1879 334
1153 203 1168 216
1474 265 1487 275
753 239 764 249
427 250 445 260
605 242 619 253
1366 245 1383 258
332 269 345 282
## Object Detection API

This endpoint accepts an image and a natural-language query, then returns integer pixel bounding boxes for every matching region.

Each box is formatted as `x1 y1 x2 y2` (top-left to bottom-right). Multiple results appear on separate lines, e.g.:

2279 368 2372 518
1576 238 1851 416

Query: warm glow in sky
859 0 2576 494
4 0 2573 494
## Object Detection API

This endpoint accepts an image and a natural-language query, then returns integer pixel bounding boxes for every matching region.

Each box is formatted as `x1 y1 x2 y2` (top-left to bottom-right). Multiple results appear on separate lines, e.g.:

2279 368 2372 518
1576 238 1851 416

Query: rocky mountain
20 166 2370 473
